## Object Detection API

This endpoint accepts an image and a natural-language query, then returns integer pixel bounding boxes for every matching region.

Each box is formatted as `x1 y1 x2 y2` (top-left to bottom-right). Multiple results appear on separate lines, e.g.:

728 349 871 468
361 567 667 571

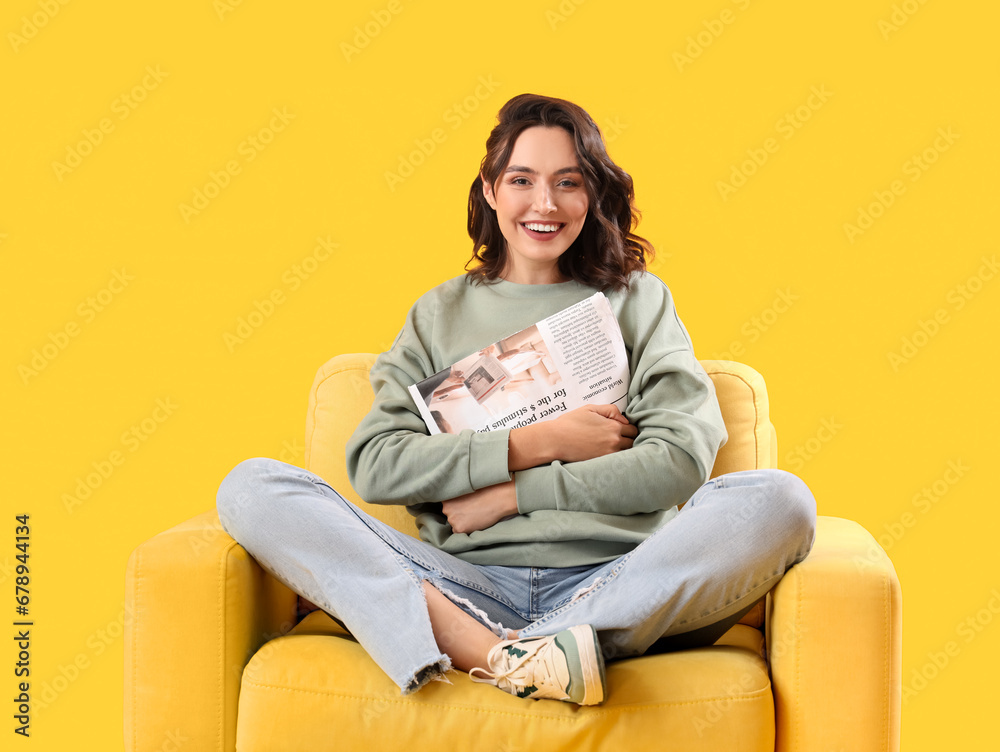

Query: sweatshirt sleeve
345 294 513 506
514 275 728 516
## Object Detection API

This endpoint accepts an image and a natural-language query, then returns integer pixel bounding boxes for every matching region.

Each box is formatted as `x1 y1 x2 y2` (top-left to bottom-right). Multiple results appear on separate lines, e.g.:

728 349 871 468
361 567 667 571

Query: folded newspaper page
408 292 630 435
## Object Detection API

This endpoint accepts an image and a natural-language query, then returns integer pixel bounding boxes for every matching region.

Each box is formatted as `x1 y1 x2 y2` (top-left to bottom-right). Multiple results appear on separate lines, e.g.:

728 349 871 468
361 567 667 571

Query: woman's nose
533 185 557 213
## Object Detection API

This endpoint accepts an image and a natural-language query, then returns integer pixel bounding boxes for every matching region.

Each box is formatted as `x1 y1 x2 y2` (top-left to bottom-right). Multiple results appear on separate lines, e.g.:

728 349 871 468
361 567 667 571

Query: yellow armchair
125 356 901 751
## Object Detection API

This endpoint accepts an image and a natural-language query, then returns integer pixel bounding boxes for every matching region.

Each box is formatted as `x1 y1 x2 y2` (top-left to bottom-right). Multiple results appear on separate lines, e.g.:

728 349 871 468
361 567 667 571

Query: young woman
217 93 816 706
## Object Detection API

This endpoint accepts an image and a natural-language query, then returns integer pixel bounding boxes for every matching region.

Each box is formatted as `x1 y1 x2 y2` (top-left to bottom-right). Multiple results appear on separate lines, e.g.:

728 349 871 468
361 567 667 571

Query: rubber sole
563 624 606 705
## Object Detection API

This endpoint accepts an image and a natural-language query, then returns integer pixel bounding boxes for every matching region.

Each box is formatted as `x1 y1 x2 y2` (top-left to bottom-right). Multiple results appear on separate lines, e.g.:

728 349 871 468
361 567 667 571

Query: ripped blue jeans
216 458 816 695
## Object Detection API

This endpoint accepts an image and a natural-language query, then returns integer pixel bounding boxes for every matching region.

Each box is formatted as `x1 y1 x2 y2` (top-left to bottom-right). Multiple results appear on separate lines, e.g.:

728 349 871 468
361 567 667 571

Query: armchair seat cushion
234 612 773 752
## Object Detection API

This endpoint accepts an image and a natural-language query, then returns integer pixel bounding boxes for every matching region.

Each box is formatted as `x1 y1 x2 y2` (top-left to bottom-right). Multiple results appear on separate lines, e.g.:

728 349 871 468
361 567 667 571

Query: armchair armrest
768 515 902 752
124 510 297 752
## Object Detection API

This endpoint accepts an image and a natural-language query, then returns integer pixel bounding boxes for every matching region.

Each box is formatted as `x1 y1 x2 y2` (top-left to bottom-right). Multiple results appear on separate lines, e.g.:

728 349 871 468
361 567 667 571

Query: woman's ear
481 174 497 210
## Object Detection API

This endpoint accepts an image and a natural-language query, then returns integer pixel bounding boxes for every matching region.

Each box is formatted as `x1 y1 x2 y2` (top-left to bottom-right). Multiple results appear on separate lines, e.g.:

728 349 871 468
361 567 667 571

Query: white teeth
524 223 561 232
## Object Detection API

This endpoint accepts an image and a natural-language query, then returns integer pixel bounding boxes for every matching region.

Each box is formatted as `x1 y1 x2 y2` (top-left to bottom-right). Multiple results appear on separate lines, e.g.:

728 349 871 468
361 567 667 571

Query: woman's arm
345 340 514 505
514 349 724 516
443 404 639 533
347 273 724 519
345 278 641 507
507 404 637 470
345 286 523 506
438 275 726 529
509 275 728 518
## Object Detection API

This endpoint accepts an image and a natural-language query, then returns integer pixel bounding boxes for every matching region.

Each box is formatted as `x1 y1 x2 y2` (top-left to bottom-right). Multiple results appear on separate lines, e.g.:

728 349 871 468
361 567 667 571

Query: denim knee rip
396 574 455 694
426 579 514 641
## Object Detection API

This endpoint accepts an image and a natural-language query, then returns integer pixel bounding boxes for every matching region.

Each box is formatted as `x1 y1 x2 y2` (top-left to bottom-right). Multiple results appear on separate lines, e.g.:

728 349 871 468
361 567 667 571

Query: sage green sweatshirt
345 271 727 567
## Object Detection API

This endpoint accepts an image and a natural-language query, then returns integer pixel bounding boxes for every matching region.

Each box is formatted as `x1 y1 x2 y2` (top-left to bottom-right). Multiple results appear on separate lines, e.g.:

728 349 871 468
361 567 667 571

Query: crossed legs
216 458 816 696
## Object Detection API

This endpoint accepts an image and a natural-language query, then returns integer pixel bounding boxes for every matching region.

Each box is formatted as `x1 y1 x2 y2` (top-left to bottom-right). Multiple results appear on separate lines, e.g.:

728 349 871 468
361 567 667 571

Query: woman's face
482 126 589 284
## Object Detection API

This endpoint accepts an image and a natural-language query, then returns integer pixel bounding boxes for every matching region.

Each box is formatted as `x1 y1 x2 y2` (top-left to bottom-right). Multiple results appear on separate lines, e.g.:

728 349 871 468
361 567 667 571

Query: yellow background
2 0 997 748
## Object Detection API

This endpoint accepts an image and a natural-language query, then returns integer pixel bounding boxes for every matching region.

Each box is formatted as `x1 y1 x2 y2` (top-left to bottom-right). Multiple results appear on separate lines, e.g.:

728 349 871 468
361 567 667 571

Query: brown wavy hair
466 93 653 292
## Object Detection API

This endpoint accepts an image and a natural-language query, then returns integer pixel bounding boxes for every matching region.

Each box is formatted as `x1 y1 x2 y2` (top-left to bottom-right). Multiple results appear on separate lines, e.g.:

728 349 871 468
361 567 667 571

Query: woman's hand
441 481 518 534
508 404 638 471
550 404 638 461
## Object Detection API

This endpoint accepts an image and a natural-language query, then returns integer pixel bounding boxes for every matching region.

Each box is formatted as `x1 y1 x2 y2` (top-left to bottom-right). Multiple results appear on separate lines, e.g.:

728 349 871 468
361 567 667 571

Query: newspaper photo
408 292 630 435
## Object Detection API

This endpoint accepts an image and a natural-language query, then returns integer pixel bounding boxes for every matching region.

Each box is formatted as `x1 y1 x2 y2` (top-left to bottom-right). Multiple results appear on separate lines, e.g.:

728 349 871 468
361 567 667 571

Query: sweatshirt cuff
513 465 556 514
469 428 513 490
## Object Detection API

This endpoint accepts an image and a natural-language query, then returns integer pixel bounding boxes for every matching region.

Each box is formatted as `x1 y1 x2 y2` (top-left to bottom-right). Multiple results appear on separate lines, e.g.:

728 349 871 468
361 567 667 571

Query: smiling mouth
521 222 564 233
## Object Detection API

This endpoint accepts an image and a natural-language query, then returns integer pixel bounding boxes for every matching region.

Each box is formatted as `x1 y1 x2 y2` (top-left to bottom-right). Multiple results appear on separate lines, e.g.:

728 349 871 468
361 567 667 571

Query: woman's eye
507 176 579 188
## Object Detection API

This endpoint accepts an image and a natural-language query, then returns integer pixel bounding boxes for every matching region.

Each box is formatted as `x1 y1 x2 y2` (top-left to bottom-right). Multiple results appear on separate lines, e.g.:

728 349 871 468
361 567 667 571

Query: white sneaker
470 625 606 705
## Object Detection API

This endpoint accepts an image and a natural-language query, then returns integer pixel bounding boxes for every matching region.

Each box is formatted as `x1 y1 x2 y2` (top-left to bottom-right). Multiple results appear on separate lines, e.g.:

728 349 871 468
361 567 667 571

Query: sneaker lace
470 638 568 700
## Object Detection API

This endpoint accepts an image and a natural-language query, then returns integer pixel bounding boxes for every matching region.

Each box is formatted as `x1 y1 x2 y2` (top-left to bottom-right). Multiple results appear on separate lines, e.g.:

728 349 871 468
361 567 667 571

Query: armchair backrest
304 355 776 540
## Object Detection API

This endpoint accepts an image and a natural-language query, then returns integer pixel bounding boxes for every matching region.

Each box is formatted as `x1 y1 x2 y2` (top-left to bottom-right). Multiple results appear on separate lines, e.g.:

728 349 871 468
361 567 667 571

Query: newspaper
408 292 630 435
